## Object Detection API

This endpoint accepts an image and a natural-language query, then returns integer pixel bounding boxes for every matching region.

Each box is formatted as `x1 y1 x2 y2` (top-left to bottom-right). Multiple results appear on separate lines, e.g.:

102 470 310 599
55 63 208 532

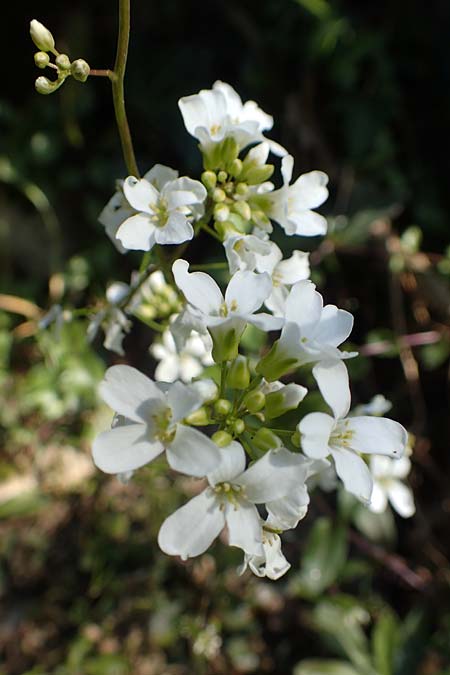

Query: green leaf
294 517 348 597
372 608 399 675
294 660 360 675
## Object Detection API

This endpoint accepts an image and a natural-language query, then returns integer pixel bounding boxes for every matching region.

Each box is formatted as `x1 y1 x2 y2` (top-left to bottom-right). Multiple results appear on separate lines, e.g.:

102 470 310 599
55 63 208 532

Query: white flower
298 361 408 502
369 454 415 518
115 165 206 252
172 259 283 334
179 81 285 154
258 279 356 381
87 282 131 356
268 155 329 236
353 395 392 417
98 180 132 253
92 365 220 476
238 527 291 580
254 242 310 316
150 326 213 383
157 442 310 560
224 234 272 275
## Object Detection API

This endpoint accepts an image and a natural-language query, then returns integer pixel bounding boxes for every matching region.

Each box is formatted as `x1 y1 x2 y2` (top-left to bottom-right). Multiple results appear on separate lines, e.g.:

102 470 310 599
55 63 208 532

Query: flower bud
214 203 230 223
243 389 266 413
214 398 232 417
221 137 239 165
35 75 59 95
214 220 240 239
212 430 233 448
232 200 251 222
229 158 243 178
251 209 271 230
30 20 55 53
244 165 274 185
252 428 281 452
185 407 210 426
71 58 90 82
201 170 217 191
227 355 250 390
210 323 243 363
212 187 226 203
34 51 50 69
265 383 307 419
235 182 248 196
217 170 228 183
55 53 71 71
232 419 245 435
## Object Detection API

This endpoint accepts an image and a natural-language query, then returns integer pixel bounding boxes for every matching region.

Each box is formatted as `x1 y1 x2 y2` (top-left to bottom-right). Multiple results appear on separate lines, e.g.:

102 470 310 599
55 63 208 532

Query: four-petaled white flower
115 165 206 252
369 454 415 518
93 365 220 477
158 442 310 560
178 81 285 154
172 259 283 335
150 325 213 383
268 155 329 237
238 525 291 581
86 282 131 356
298 361 408 502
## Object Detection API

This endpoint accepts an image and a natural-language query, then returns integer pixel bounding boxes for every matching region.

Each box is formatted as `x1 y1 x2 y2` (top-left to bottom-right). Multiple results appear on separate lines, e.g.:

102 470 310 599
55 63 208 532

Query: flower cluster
91 82 411 580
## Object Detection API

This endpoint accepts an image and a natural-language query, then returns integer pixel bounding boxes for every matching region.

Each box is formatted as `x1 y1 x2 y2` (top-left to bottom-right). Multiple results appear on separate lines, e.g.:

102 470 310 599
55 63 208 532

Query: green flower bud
201 170 217 191
35 75 62 95
214 220 240 239
212 187 226 203
71 58 90 82
232 200 252 222
265 383 306 419
232 419 245 435
227 355 250 390
235 182 249 196
252 428 281 452
210 323 244 363
34 51 50 69
256 341 299 381
217 170 228 183
229 158 243 178
251 209 271 230
291 430 301 447
221 137 239 165
30 20 55 53
214 203 230 222
212 430 233 448
185 407 210 426
244 164 274 185
243 389 266 413
55 53 71 71
214 398 232 417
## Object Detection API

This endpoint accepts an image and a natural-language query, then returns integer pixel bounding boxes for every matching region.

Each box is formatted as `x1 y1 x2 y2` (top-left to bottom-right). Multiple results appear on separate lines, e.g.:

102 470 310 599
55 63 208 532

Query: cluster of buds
30 19 90 94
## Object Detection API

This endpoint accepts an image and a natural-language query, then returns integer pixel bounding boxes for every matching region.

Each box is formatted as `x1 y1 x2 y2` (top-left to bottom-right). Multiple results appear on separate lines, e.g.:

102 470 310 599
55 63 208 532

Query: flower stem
111 0 140 177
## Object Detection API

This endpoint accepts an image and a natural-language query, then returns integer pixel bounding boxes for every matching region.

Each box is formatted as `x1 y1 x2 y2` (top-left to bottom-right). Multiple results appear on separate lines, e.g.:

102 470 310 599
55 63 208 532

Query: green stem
200 222 222 242
219 361 228 398
111 0 139 177
190 262 228 271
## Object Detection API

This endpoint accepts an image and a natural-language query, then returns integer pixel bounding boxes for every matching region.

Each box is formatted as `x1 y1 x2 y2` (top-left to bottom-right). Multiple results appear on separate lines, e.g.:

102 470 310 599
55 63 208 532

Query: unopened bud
243 390 266 413
30 20 55 53
71 58 90 82
185 407 210 426
201 170 216 191
232 200 251 222
214 203 230 222
212 187 226 203
214 398 232 417
245 165 274 185
235 182 248 196
214 220 239 239
35 75 59 95
227 355 250 390
221 137 239 165
217 170 227 183
229 158 243 178
265 383 307 419
212 430 233 448
232 419 245 435
34 51 50 68
55 53 71 71
252 428 281 452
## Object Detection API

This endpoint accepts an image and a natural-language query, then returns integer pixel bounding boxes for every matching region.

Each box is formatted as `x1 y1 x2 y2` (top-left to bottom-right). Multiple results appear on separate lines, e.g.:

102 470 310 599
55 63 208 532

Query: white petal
298 412 335 459
389 455 412 479
247 312 284 331
348 417 407 458
123 176 159 212
387 480 415 518
99 365 165 422
225 501 263 556
313 360 351 419
172 259 223 316
167 425 221 477
313 305 354 347
154 212 194 246
154 356 180 383
207 441 246 485
281 155 294 186
332 447 373 503
284 280 322 334
369 481 388 513
275 250 310 285
266 484 310 530
290 170 329 209
286 209 327 237
158 490 225 559
225 271 272 316
238 448 307 503
143 164 179 190
116 214 156 251
166 381 203 423
92 423 163 474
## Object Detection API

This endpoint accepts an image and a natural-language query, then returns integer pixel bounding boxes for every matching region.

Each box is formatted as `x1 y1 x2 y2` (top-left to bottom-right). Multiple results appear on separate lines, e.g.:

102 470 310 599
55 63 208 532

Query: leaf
294 517 348 597
372 608 399 675
294 660 360 675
